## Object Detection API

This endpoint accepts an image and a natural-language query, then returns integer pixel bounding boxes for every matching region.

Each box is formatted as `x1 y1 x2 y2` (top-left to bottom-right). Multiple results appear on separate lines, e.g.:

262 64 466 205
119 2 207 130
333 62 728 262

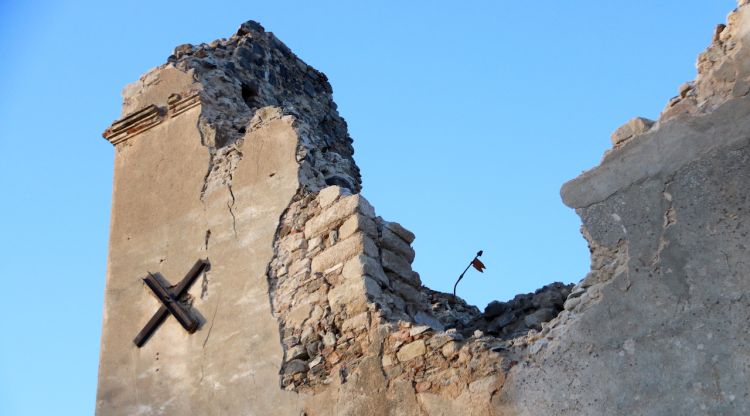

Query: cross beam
133 259 210 348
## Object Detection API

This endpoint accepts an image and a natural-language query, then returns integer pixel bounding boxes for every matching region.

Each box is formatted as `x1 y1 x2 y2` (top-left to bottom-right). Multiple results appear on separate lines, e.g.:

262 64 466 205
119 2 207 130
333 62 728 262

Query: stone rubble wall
267 186 530 395
471 282 572 340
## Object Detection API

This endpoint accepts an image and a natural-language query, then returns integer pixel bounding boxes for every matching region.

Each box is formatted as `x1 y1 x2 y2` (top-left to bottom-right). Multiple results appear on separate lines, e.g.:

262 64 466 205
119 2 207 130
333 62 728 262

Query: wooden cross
133 259 210 348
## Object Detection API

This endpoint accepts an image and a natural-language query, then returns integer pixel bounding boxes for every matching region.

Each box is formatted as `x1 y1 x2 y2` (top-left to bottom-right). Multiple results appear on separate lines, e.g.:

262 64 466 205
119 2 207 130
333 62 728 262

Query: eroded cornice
102 92 201 146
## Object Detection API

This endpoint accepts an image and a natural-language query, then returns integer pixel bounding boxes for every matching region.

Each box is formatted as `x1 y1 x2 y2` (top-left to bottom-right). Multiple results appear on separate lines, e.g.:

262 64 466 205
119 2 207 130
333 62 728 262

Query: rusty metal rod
453 250 483 297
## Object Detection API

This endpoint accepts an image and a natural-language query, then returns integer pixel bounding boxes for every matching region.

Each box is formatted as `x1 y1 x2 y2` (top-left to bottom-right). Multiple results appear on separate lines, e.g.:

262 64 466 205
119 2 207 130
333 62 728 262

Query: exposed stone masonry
172 22 360 196
470 282 572 339
267 185 570 393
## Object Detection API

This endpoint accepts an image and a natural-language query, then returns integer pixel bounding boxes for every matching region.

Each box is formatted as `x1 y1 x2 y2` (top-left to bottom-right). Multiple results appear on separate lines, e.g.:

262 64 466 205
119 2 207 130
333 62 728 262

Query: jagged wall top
563 1 750 208
105 20 361 193
661 0 750 123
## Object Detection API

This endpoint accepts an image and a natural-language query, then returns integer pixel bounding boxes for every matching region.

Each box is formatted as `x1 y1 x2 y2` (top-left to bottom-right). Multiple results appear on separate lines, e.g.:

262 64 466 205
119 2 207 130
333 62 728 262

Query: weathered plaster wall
496 4 750 415
97 81 305 413
498 103 750 415
98 20 558 415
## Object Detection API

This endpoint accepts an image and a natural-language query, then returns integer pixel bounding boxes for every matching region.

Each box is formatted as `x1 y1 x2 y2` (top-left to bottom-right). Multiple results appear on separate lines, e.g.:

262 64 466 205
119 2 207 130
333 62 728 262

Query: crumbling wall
120 21 360 209
495 3 750 415
266 186 517 394
98 18 572 416
99 2 750 414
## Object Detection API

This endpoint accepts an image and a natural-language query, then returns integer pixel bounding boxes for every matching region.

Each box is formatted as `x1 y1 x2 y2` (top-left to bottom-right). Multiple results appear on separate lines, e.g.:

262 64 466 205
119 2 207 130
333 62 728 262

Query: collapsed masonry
97 2 750 415
157 21 572 394
269 187 573 392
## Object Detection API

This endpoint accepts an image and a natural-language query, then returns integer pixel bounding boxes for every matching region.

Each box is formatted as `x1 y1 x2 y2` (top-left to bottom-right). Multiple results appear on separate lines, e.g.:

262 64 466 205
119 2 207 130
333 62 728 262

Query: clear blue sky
0 0 735 414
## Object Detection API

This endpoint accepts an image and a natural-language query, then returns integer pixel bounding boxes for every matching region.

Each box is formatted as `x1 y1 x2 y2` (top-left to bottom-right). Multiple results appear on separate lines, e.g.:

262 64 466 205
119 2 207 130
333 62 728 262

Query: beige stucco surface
96 101 305 414
120 65 199 116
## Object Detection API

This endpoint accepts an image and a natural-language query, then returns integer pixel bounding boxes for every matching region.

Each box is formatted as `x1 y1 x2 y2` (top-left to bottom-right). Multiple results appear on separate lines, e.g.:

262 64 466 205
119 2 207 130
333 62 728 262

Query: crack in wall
200 270 209 300
226 182 238 238
202 299 220 349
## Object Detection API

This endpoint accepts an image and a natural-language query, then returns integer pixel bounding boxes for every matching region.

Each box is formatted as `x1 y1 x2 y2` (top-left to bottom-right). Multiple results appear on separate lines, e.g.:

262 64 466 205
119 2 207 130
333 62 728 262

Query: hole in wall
241 82 259 107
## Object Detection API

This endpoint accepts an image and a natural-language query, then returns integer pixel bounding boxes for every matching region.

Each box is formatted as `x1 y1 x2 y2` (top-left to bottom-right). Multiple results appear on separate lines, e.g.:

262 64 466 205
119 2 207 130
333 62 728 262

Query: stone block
563 295 581 311
414 311 445 331
306 236 323 256
523 308 557 330
531 290 565 309
318 185 344 208
288 257 311 277
427 333 453 349
382 221 415 244
409 325 430 337
381 249 420 286
489 312 516 332
305 194 376 238
380 226 415 262
415 381 432 393
610 117 654 147
342 312 369 332
309 305 324 322
322 332 336 347
327 229 339 246
286 303 313 327
397 340 426 362
339 214 378 240
327 279 369 314
280 232 307 252
342 254 389 286
390 278 424 304
311 232 378 273
381 355 394 367
484 301 507 318
363 276 384 301
283 359 308 376
286 344 308 360
308 355 323 369
468 375 500 395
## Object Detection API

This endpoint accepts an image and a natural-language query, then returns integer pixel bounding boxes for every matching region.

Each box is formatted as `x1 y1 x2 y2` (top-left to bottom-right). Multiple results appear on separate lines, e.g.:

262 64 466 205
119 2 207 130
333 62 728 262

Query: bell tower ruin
98 4 750 414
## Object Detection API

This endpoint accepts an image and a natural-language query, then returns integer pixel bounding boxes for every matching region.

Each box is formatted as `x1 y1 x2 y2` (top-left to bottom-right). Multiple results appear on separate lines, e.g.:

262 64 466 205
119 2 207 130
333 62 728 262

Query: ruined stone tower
98 3 750 415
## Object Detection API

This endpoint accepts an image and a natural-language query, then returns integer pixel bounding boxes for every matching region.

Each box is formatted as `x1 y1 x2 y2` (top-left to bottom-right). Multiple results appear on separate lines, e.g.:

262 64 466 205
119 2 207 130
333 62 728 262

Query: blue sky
0 0 735 414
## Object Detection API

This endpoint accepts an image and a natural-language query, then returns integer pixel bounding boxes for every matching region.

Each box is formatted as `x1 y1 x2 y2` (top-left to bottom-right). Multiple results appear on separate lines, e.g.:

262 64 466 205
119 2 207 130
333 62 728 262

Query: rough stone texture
265 189 518 395
610 116 654 147
98 2 750 414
